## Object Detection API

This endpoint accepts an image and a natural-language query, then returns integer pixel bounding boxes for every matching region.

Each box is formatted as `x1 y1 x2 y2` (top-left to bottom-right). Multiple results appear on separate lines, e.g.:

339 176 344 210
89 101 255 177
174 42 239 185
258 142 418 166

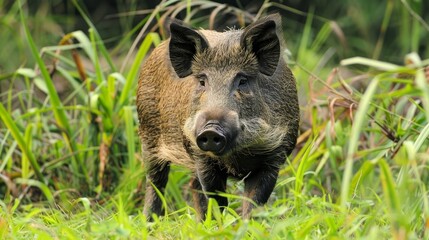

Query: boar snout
196 121 227 153
193 110 240 155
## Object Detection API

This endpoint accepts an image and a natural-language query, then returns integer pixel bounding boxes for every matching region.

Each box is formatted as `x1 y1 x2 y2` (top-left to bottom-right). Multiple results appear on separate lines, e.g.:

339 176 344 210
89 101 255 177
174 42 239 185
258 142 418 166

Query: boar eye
236 74 249 88
196 74 207 87
238 77 248 86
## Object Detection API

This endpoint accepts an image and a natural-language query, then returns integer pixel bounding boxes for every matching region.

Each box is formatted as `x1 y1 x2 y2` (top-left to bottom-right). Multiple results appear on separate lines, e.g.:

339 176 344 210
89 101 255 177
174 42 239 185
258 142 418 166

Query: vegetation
0 0 428 238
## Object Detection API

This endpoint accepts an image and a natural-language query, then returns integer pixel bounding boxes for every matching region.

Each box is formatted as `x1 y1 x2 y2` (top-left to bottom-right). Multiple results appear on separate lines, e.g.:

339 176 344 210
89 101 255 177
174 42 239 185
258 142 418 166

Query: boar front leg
143 161 170 220
242 165 280 219
194 160 228 219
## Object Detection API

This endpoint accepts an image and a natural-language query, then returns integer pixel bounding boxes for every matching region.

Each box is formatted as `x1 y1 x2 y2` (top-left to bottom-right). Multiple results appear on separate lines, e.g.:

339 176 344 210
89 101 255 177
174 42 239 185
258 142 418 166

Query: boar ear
240 14 282 76
169 20 209 78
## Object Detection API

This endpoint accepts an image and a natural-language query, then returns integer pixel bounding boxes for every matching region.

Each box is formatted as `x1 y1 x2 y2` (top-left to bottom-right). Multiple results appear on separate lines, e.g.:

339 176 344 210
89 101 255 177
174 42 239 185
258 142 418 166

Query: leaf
71 30 95 63
34 77 48 94
16 68 36 78
340 57 401 71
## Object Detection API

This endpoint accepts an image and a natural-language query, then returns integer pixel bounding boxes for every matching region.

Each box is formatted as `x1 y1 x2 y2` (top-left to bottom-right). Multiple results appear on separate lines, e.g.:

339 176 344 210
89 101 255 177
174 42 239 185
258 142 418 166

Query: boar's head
168 15 286 158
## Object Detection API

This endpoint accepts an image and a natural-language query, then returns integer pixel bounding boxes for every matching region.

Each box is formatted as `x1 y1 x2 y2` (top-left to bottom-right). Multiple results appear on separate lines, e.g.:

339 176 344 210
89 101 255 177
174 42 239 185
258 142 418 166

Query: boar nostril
200 137 208 143
196 128 227 154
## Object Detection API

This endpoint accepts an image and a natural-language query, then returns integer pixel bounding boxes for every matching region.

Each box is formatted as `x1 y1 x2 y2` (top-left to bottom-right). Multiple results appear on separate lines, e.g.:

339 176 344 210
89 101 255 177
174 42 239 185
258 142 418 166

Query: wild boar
137 13 299 220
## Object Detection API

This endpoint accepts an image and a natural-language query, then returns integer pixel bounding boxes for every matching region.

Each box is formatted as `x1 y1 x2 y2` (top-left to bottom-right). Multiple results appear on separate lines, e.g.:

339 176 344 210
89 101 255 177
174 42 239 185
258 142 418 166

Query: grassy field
1 0 429 239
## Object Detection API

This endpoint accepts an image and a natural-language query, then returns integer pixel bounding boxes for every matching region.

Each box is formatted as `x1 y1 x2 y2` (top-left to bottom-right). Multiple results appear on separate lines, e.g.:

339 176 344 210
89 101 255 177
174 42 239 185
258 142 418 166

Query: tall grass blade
19 2 71 135
21 123 33 179
298 9 314 61
294 137 316 202
18 1 89 183
414 122 429 151
71 30 95 63
205 198 214 227
372 0 393 60
117 32 160 109
15 178 54 203
124 106 136 168
379 158 400 215
56 66 87 102
415 67 429 120
0 141 16 172
71 0 116 72
340 57 400 70
76 198 92 231
0 103 44 182
340 74 380 209
89 28 106 85
349 160 375 197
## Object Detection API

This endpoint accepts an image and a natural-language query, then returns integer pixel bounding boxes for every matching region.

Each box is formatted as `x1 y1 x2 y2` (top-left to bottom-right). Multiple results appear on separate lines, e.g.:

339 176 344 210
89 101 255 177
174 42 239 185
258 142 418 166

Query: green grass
1 0 429 239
